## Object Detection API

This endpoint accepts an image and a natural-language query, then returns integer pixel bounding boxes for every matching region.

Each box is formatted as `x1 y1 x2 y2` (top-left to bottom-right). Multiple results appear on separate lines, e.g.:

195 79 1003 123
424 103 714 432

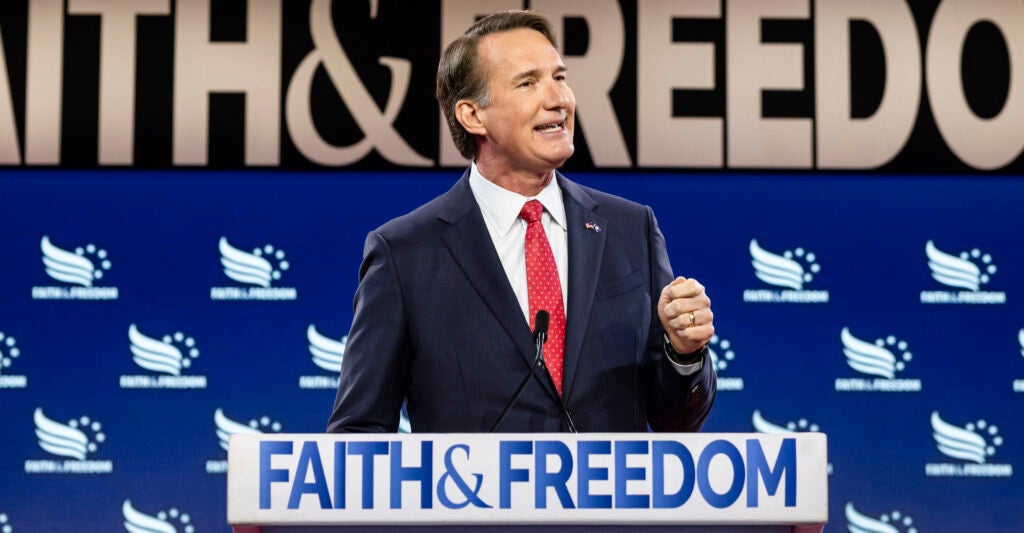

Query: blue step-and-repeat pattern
1 169 1022 531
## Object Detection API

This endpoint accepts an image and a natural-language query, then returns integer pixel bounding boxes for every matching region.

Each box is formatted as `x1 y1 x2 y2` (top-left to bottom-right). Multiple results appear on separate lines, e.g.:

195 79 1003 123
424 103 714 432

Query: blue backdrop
1 169 1022 531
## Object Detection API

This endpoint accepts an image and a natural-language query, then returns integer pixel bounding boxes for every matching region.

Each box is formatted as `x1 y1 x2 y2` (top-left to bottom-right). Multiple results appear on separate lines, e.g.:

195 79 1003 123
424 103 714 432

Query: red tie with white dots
519 199 565 396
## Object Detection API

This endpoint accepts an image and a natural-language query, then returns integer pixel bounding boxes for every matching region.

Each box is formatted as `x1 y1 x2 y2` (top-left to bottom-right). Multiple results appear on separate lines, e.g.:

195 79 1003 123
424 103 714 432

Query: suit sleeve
643 206 717 432
326 231 411 433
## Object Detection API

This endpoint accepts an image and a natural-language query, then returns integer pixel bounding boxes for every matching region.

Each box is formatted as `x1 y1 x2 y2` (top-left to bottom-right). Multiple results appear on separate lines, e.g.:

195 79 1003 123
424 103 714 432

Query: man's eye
519 80 534 88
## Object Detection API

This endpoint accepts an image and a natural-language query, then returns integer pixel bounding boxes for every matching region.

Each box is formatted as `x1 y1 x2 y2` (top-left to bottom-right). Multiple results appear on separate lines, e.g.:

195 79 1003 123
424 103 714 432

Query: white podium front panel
228 433 826 529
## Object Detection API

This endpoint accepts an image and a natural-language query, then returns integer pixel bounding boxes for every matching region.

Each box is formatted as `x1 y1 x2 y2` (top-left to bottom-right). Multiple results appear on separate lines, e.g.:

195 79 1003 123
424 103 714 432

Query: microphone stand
488 326 547 433
489 310 579 433
537 353 578 433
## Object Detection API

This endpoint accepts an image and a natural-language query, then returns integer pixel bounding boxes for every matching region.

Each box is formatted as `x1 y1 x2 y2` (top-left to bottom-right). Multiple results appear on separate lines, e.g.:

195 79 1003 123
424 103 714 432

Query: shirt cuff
663 334 705 376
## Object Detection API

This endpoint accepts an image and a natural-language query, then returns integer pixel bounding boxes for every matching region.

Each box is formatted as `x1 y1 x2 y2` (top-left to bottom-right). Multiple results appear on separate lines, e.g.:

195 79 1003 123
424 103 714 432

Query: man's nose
545 81 573 110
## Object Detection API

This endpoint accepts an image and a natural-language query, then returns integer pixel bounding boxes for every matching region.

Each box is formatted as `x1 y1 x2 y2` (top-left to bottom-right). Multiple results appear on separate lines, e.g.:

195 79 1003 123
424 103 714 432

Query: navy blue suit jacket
327 171 716 433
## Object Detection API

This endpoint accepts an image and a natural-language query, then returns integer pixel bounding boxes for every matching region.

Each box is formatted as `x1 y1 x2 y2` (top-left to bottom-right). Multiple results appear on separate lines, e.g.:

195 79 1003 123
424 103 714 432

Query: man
327 10 715 433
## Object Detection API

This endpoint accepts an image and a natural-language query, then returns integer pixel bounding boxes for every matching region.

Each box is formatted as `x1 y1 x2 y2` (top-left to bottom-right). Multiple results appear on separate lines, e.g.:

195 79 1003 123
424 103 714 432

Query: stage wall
1 1 1022 531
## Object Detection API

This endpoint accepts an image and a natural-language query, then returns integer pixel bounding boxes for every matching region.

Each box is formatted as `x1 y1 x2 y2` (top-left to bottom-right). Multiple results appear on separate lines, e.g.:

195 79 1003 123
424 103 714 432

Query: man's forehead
477 28 563 73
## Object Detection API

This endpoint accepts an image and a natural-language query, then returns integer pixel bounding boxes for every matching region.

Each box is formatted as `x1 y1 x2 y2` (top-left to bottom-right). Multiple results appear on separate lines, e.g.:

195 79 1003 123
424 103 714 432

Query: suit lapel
437 174 537 369
559 175 606 400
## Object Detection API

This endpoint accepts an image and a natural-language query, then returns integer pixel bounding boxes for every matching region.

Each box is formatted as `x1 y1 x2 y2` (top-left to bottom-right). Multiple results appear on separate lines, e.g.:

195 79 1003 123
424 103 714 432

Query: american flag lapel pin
585 222 602 233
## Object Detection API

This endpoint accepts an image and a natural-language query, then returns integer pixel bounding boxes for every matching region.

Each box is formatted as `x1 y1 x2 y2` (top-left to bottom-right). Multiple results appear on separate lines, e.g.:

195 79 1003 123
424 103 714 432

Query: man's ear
455 99 487 136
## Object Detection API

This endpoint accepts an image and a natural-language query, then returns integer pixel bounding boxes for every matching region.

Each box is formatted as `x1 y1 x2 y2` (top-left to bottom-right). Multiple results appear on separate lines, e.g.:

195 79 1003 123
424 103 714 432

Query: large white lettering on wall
0 0 1019 171
286 0 430 167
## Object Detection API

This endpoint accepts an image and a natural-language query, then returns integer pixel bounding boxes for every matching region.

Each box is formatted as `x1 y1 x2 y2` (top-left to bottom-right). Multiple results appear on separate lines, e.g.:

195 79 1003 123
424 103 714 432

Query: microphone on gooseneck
532 312 578 434
488 310 551 432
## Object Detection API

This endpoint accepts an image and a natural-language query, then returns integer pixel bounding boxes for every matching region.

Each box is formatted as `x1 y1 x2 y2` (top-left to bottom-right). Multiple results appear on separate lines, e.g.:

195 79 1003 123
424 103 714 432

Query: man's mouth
534 121 565 133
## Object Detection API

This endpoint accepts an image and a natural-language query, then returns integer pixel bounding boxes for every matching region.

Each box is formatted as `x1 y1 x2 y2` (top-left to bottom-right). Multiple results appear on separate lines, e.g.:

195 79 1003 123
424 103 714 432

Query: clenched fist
657 276 714 355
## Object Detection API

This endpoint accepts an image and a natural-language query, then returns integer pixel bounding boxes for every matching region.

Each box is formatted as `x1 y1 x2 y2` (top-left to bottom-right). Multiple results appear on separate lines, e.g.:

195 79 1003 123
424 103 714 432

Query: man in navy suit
327 10 716 433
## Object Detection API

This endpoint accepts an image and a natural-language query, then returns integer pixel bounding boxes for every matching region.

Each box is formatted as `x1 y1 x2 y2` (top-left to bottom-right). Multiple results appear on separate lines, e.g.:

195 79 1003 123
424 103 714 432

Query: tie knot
519 200 544 224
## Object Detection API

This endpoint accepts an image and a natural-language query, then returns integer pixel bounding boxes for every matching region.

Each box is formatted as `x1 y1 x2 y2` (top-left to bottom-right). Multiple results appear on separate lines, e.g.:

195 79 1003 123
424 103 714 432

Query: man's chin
545 145 575 169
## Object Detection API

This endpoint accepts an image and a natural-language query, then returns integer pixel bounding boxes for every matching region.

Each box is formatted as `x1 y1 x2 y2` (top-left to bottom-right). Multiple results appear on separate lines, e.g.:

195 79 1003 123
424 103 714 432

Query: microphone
489 310 578 433
534 310 549 343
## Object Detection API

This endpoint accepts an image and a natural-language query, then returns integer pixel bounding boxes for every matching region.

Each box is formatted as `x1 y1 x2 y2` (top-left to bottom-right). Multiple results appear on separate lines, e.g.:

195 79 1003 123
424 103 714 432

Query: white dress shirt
469 162 568 324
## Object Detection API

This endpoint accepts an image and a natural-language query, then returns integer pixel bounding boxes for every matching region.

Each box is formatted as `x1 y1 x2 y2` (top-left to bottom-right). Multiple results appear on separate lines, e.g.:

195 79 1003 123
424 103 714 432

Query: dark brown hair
436 10 557 159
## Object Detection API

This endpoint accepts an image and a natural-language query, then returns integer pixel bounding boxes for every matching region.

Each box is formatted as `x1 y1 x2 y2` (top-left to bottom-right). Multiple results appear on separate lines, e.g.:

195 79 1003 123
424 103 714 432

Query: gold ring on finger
688 311 696 328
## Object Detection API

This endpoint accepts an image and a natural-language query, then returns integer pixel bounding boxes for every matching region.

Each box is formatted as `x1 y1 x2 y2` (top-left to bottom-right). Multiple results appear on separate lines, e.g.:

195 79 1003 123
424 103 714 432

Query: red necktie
519 200 566 395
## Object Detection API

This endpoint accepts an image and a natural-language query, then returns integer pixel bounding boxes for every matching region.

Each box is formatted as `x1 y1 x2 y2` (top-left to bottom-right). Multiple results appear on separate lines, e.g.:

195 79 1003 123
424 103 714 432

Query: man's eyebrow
512 68 541 82
511 65 567 82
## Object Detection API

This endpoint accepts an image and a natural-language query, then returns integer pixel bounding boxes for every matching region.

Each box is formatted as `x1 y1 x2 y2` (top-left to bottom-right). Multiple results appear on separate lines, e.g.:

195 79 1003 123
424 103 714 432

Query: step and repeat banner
1 0 1023 531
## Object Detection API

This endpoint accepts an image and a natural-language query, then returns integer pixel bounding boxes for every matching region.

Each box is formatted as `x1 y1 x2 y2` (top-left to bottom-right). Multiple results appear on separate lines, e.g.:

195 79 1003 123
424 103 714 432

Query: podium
228 433 827 532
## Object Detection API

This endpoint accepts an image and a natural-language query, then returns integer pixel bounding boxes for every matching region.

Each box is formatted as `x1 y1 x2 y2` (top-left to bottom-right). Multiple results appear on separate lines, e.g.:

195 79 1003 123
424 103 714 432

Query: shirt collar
468 161 567 238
